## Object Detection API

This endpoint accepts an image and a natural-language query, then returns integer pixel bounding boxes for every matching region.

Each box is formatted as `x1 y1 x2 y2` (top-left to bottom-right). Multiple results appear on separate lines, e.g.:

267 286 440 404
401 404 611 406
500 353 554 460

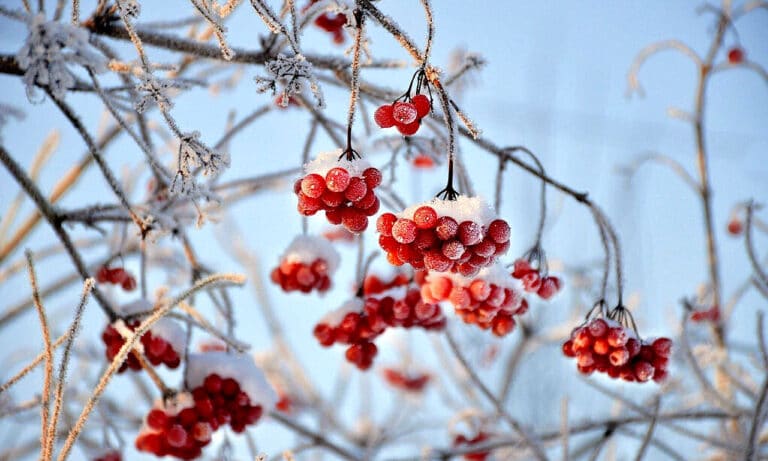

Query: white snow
149 317 187 355
304 149 371 178
186 352 278 408
281 234 341 273
118 298 153 316
398 195 497 226
319 298 364 325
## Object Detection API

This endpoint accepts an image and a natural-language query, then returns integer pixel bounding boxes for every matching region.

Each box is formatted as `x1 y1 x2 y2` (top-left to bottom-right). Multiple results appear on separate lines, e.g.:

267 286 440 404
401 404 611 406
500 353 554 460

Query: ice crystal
135 74 191 114
255 54 324 108
16 14 107 102
170 131 230 197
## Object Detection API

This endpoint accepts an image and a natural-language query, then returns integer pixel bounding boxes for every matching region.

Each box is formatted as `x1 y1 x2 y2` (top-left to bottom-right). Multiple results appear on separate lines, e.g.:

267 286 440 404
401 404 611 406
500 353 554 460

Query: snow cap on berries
187 352 278 408
148 317 187 357
320 298 365 326
399 196 497 226
118 298 153 317
280 234 341 273
304 149 371 178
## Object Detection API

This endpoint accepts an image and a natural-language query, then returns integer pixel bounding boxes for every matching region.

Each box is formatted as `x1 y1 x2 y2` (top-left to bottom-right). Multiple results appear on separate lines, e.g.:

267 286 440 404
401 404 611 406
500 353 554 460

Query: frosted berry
396 120 420 136
392 102 418 125
301 174 325 198
487 219 510 243
412 94 431 118
413 206 438 229
392 218 418 244
325 168 350 192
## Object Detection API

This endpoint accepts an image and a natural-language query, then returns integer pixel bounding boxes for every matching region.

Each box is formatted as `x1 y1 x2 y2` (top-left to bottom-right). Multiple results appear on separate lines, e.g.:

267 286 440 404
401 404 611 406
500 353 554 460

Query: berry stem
135 350 173 397
500 146 548 248
341 7 365 162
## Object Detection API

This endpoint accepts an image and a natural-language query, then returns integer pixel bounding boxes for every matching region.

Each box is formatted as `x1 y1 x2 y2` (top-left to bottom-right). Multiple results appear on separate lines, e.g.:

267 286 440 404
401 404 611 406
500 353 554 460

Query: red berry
634 361 655 382
396 120 420 136
413 206 438 229
344 177 367 202
392 218 418 244
325 168 350 192
377 213 397 236
521 272 541 292
392 102 418 125
192 422 212 443
374 105 395 128
362 167 382 189
435 216 458 240
301 174 326 198
626 338 641 357
652 337 673 357
222 377 240 397
121 276 137 291
593 339 610 355
204 374 222 394
562 339 576 357
167 424 188 448
424 250 452 272
727 47 744 64
342 208 368 233
727 218 743 236
606 327 629 347
587 319 608 337
441 240 465 260
146 409 169 430
412 94 431 118
512 259 534 278
96 266 111 283
457 221 482 246
537 276 561 300
487 219 510 244
609 347 629 366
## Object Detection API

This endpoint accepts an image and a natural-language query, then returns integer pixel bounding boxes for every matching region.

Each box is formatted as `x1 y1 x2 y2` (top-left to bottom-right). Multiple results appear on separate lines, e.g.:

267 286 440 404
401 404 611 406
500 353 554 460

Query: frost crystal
171 131 230 197
255 54 324 108
16 14 107 102
135 74 191 114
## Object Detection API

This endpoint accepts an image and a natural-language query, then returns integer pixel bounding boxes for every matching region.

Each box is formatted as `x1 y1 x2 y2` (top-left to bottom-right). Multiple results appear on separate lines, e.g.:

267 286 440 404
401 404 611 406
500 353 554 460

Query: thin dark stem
501 146 548 247
745 202 768 287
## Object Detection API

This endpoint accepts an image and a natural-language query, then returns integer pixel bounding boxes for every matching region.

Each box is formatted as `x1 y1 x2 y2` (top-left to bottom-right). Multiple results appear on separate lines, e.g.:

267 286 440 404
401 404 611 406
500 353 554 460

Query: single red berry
521 272 541 292
374 105 395 128
392 218 418 244
121 276 137 291
634 361 655 382
727 47 744 64
412 94 431 118
362 167 382 189
512 259 534 278
413 206 438 229
377 213 397 236
392 102 418 125
424 250 452 272
606 327 629 348
342 208 368 233
396 120 421 136
435 216 459 240
727 218 743 236
457 221 482 246
652 337 673 357
301 174 326 199
587 319 608 337
344 177 367 202
412 154 435 169
487 219 510 244
537 276 561 299
325 168 351 192
96 266 111 283
204 374 222 394
166 424 188 448
146 409 169 430
441 240 465 260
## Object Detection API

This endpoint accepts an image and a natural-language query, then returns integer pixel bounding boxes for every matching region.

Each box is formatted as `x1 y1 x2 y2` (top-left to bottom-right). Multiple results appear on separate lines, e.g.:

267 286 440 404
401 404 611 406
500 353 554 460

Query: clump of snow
16 14 106 102
304 149 371 178
399 196 497 226
319 298 364 325
281 234 341 272
118 298 153 317
149 317 187 356
187 352 277 408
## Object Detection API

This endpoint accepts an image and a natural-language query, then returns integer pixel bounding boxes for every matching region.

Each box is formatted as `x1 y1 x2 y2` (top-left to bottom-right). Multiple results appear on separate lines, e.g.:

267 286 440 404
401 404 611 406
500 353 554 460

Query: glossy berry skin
101 321 181 373
271 258 332 294
374 93 431 136
511 259 563 300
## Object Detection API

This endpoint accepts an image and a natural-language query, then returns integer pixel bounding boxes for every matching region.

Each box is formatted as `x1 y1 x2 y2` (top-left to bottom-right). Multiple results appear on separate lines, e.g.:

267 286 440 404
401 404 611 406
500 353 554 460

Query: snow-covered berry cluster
511 258 562 300
136 353 276 458
382 367 431 393
314 290 445 370
270 235 340 294
96 266 137 291
377 196 510 275
562 318 672 383
419 264 528 337
374 94 431 136
101 316 185 373
295 150 382 233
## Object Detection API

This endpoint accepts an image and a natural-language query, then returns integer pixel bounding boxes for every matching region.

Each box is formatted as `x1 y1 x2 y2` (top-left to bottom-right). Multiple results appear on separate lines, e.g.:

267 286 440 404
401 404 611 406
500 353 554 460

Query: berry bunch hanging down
511 258 562 300
270 235 340 294
313 288 446 370
136 353 277 458
377 196 511 275
419 263 528 337
101 301 186 373
562 308 672 383
362 271 411 295
96 265 137 291
374 69 432 136
314 11 347 44
295 150 382 233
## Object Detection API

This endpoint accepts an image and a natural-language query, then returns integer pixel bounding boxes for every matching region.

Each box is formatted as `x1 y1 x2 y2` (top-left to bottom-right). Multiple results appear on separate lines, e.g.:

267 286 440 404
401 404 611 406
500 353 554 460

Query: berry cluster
96 266 136 291
382 367 431 393
511 258 562 300
137 353 276 459
377 197 511 276
453 432 491 461
690 306 720 323
92 451 121 461
295 150 382 233
419 265 528 337
101 318 183 373
270 235 340 294
562 318 672 383
362 272 410 295
374 94 431 136
314 290 445 370
314 11 347 44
